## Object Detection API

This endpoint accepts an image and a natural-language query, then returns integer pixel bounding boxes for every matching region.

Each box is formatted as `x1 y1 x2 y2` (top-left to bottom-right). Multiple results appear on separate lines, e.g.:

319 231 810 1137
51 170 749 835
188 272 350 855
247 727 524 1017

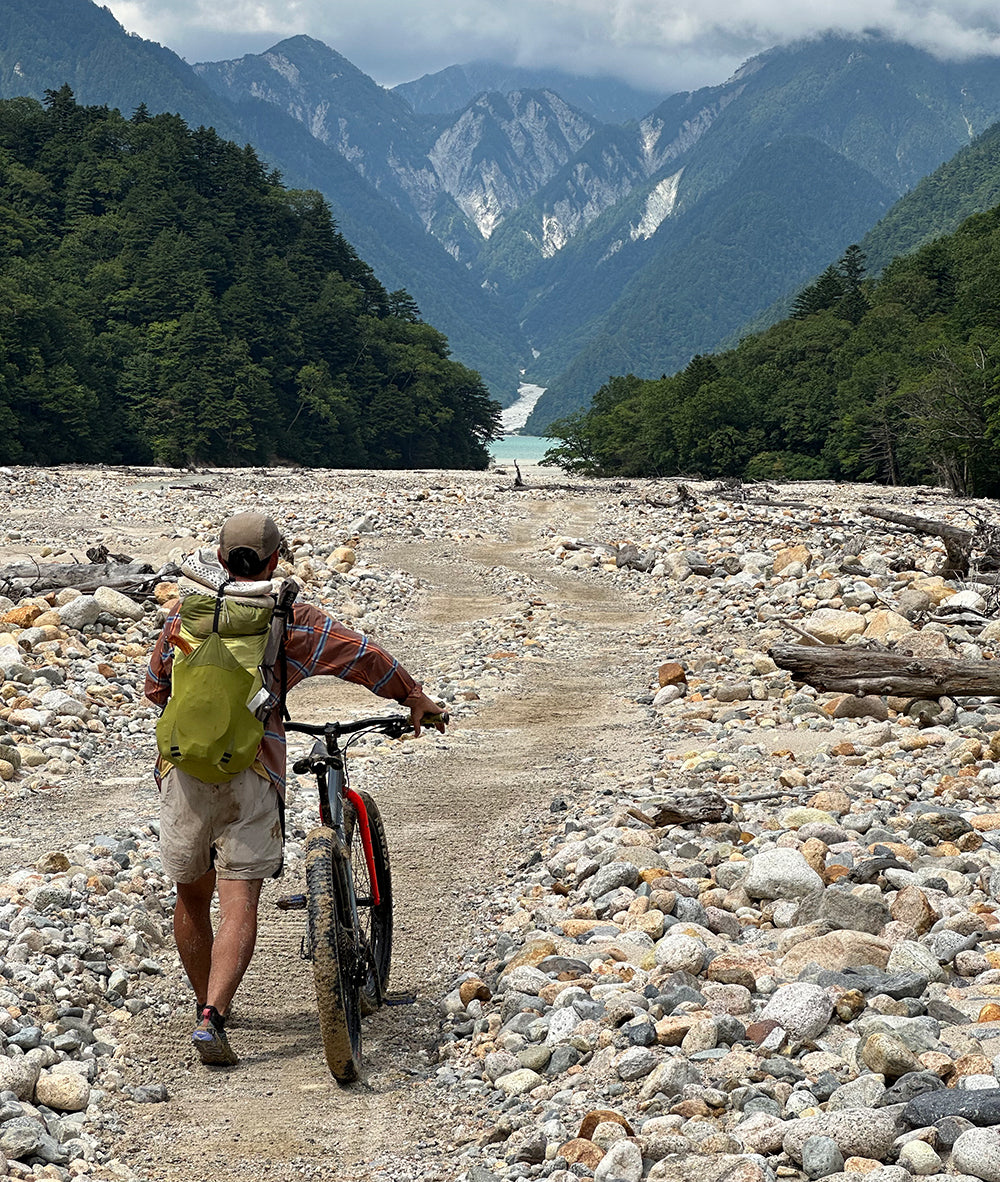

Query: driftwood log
643 789 730 826
859 505 973 576
0 560 165 602
770 642 1000 698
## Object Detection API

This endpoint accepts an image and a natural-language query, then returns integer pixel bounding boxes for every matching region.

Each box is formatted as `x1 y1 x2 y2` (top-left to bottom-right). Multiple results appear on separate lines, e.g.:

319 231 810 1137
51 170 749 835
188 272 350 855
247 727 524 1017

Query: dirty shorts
159 766 283 882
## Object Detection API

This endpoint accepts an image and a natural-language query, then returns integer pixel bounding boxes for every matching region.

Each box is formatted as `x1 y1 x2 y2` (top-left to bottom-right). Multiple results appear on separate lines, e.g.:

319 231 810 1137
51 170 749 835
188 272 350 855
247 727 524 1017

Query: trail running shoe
192 1007 239 1066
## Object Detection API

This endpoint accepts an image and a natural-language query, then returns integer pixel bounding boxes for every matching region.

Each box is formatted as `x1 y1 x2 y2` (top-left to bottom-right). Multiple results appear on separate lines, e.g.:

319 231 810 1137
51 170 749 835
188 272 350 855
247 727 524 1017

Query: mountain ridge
7 7 1000 429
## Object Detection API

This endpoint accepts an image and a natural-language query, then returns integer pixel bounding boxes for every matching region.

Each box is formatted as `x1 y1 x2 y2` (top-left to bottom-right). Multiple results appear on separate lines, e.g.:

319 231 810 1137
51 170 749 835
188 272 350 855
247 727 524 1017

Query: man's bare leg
174 869 217 1007
205 878 263 1017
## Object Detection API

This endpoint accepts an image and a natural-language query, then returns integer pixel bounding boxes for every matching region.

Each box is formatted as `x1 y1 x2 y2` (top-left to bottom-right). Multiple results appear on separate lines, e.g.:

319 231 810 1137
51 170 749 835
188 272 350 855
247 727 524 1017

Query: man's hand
408 692 448 737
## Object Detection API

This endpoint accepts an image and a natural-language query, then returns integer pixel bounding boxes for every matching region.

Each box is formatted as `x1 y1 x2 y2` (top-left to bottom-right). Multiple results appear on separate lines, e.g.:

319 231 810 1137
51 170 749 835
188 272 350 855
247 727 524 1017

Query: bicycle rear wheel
346 791 393 1016
305 825 362 1083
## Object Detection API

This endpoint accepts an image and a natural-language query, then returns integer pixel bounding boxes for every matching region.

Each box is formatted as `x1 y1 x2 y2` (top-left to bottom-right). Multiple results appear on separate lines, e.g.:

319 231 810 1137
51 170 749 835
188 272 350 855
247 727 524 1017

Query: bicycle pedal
383 990 418 1006
275 894 307 911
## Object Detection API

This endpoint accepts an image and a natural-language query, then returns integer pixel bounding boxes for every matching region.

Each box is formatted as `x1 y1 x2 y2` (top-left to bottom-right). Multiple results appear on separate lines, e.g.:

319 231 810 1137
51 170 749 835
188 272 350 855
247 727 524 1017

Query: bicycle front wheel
346 791 393 1016
305 825 362 1083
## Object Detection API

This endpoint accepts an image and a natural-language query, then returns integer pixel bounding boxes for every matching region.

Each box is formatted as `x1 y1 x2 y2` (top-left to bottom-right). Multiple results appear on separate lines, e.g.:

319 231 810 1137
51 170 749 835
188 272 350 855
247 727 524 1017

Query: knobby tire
305 826 362 1083
346 791 393 1016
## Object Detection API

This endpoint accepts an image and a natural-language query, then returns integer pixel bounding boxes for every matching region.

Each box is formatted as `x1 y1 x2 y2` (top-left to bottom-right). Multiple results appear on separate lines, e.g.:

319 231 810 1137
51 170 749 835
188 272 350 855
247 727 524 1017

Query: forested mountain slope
0 92 498 468
527 137 895 428
541 205 1000 496
0 0 526 403
524 35 1000 428
6 2 1000 424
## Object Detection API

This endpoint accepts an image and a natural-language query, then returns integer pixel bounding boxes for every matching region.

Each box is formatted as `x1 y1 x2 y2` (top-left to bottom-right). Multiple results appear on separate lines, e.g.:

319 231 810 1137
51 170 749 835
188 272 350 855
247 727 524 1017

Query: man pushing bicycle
144 511 444 1066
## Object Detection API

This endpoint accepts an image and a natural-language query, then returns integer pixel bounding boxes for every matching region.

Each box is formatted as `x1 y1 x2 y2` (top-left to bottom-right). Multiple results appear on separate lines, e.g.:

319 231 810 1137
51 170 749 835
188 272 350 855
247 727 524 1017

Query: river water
490 382 552 464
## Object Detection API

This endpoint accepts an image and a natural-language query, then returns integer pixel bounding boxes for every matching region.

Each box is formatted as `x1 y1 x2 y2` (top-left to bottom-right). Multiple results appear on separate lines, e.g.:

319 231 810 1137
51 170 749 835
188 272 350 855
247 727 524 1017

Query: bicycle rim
346 791 393 1016
305 826 362 1083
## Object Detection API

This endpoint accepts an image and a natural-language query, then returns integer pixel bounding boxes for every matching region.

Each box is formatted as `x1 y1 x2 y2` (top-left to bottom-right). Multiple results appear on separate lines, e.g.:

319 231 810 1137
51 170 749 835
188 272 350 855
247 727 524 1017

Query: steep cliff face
198 40 606 263
428 90 599 240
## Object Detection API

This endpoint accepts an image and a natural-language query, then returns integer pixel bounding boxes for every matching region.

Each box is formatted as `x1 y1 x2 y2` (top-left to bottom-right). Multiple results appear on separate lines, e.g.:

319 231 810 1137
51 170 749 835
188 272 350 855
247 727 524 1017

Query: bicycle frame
307 735 382 908
287 717 410 922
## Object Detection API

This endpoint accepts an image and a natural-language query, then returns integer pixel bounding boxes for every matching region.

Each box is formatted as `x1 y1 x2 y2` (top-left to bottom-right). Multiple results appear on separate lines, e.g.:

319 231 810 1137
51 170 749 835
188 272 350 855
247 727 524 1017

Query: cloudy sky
104 0 1000 93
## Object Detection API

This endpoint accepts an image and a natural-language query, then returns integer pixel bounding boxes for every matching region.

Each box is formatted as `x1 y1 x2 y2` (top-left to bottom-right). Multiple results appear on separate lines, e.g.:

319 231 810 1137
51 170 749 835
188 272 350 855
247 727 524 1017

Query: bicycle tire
305 826 362 1083
345 791 393 1016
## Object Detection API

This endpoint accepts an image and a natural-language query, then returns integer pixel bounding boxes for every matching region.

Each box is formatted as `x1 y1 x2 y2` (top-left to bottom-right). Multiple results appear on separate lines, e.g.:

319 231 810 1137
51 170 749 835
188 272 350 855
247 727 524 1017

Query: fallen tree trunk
0 560 162 601
643 789 730 826
770 642 1000 698
859 506 972 576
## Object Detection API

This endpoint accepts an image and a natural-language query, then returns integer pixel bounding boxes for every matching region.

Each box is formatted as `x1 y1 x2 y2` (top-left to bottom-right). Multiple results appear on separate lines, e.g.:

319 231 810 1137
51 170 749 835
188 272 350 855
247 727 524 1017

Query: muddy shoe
192 1007 238 1067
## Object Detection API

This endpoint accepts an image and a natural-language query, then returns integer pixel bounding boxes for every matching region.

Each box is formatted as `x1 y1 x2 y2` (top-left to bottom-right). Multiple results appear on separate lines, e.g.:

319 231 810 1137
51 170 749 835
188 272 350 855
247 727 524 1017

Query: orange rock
830 742 858 757
890 886 937 935
835 990 866 1021
705 952 775 989
824 865 852 883
671 1098 711 1118
957 831 984 852
655 1015 697 1045
557 1140 605 1168
658 662 687 687
2 605 42 627
978 1004 1000 1024
954 1052 993 1076
919 1051 955 1078
577 1110 635 1140
154 583 179 605
867 841 915 862
561 919 618 938
505 938 558 969
972 814 1000 831
773 545 812 573
844 1159 882 1175
800 837 828 876
459 978 491 1006
808 788 852 813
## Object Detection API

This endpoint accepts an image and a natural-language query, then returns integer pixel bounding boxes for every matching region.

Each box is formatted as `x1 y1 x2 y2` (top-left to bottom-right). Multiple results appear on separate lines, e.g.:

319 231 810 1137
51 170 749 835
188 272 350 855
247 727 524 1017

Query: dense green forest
0 89 500 467
542 218 1000 496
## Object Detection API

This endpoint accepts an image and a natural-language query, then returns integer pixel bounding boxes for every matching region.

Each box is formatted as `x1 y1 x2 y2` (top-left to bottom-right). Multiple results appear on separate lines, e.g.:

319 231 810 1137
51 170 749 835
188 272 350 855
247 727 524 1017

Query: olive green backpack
156 581 296 783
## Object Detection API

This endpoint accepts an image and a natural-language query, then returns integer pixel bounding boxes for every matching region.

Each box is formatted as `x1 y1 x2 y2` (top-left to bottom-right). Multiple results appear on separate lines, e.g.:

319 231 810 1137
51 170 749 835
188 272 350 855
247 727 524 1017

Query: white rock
94 585 145 622
760 983 834 1041
948 590 988 612
34 1071 90 1112
595 1138 643 1182
653 933 707 974
0 1054 40 1100
54 595 101 629
745 848 823 901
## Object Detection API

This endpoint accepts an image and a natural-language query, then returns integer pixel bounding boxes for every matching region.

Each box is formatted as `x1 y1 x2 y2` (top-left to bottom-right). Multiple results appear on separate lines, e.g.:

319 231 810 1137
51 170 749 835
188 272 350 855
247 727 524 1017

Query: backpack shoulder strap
211 580 232 634
256 579 298 721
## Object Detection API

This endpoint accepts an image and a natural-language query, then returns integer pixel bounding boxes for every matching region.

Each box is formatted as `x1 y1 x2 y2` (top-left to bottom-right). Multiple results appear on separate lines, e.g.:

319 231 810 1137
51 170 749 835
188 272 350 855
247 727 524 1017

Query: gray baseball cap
218 512 281 563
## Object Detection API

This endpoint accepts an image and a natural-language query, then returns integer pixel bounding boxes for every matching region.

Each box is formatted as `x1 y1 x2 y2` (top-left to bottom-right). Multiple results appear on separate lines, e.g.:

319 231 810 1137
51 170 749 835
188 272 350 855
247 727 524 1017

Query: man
145 512 444 1066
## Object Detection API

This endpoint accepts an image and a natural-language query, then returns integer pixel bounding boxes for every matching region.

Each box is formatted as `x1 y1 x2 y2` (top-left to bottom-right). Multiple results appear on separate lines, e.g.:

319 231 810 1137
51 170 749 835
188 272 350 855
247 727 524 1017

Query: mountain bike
279 714 435 1083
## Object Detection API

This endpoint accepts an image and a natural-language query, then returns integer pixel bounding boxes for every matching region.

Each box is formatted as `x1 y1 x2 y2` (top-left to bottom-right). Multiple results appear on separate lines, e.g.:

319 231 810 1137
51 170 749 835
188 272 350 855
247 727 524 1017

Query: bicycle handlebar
286 715 411 738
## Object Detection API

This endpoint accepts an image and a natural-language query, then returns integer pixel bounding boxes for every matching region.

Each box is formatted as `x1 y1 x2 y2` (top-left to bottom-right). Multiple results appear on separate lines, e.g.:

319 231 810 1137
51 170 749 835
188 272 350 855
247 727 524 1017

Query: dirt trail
110 495 657 1181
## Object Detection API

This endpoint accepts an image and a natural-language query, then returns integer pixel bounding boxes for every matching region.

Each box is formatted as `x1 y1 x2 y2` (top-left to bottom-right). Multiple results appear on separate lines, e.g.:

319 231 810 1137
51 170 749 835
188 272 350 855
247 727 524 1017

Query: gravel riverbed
0 466 1000 1182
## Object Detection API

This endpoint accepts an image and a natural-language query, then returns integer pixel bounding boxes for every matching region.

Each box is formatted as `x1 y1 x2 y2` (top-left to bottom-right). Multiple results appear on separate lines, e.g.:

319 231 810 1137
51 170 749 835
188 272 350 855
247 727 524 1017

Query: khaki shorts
159 766 282 883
